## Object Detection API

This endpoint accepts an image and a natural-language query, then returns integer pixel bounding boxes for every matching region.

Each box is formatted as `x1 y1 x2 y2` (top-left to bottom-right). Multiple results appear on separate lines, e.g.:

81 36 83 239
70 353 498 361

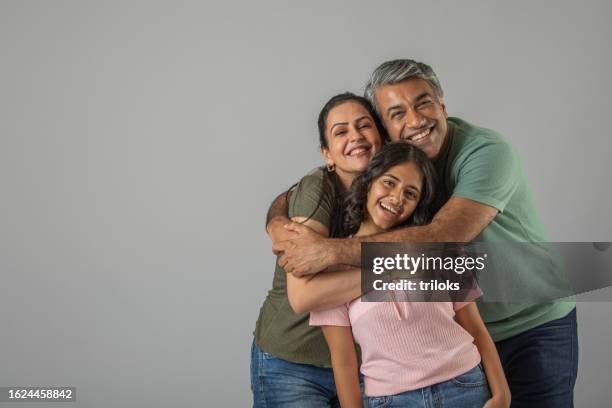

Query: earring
326 164 335 172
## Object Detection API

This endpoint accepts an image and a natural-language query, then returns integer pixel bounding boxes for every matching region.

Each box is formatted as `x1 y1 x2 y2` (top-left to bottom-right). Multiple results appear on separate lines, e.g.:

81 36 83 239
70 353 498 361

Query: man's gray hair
364 59 444 115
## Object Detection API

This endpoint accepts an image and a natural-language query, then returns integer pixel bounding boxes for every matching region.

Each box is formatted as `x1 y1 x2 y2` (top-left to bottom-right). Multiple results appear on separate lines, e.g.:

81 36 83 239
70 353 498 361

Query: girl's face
365 161 423 231
322 101 383 189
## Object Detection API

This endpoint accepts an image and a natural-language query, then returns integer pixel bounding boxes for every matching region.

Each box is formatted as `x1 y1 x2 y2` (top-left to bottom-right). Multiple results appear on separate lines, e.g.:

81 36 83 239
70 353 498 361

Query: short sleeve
288 168 334 227
453 280 483 311
309 304 351 327
452 140 520 213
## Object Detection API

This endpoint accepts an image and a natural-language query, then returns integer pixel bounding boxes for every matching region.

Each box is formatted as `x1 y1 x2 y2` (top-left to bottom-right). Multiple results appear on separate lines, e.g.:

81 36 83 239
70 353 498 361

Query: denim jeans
495 307 578 408
251 341 342 407
364 364 491 408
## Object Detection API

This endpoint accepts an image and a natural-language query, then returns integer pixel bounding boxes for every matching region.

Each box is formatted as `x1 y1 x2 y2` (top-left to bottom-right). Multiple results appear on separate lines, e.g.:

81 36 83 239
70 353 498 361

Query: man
269 59 578 407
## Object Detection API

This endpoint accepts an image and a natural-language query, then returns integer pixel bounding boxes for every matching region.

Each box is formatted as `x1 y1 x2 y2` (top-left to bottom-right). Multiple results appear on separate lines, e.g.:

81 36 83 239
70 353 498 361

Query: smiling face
321 101 383 189
364 161 423 232
374 79 448 160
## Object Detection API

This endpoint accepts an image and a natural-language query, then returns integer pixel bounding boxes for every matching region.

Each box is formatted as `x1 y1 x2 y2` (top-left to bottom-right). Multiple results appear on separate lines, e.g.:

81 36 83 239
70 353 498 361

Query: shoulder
448 117 516 164
293 167 326 193
288 167 334 221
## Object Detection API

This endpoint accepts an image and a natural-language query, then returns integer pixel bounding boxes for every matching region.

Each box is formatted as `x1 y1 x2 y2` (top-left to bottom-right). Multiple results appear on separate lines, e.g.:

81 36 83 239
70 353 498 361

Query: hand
272 222 336 276
267 217 298 254
482 395 510 408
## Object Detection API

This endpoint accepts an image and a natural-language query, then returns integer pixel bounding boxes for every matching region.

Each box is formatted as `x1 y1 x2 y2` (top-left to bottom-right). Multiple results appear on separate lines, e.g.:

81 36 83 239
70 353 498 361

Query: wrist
327 236 357 266
490 392 511 406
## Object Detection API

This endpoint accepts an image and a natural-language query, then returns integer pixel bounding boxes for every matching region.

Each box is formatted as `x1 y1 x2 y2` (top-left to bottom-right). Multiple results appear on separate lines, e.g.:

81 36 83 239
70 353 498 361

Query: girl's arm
321 325 363 408
455 303 511 408
285 217 362 314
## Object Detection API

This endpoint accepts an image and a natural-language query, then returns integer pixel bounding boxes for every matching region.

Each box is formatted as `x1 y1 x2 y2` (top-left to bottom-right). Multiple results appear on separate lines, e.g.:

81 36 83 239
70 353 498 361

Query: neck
335 170 354 191
355 217 384 237
432 127 451 163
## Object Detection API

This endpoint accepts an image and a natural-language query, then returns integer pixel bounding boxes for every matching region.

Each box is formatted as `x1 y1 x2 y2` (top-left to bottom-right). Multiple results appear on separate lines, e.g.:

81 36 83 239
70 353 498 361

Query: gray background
1 0 610 407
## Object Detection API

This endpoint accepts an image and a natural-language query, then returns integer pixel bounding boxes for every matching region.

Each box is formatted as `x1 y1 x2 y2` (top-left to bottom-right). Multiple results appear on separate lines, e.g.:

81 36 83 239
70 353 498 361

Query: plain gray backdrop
1 0 611 407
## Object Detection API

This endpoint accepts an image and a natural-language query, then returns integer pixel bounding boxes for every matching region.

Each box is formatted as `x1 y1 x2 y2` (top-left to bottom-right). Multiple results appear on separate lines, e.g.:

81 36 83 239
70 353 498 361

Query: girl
310 142 510 408
252 92 386 407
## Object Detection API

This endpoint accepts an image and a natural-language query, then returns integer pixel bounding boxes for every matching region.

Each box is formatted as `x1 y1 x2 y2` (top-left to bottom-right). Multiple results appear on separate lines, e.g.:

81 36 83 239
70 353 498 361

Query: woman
252 92 386 407
310 142 511 408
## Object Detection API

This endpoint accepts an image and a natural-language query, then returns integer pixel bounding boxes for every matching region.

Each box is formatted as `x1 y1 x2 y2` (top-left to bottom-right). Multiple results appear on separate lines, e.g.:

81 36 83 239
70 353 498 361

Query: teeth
348 147 368 156
380 202 399 215
410 128 431 141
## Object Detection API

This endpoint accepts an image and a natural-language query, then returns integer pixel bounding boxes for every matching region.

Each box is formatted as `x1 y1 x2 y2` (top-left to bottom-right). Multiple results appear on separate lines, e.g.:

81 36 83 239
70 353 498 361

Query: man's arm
276 196 498 277
265 190 293 247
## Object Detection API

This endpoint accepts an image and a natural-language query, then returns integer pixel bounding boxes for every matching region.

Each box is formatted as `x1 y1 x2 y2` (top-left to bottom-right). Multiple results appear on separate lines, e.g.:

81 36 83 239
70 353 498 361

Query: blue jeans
364 364 491 408
251 341 342 407
495 307 578 408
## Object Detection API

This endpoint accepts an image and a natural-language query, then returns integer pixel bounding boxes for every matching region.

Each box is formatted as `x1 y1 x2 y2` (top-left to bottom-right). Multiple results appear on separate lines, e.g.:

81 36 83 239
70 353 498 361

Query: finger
272 241 288 253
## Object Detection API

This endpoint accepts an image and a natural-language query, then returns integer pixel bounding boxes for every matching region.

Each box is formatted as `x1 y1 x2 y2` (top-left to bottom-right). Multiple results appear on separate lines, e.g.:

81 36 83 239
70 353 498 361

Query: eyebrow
383 173 400 181
330 116 371 131
330 122 348 132
414 92 433 103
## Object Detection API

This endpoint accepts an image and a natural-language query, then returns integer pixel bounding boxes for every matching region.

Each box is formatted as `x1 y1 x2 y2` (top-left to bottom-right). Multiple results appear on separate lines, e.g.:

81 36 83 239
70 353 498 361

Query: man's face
374 79 448 160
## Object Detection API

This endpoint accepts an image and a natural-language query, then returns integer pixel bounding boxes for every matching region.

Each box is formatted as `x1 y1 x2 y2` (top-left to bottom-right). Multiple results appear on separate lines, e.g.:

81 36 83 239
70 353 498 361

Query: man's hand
273 222 337 276
267 217 297 253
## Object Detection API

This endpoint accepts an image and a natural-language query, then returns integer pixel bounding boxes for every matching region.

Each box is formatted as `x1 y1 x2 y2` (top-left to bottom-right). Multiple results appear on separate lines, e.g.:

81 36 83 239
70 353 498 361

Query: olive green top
254 168 335 367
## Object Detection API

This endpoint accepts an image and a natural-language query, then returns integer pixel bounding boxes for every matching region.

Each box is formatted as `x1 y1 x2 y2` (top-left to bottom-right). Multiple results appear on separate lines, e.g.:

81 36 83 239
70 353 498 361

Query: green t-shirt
438 117 575 341
253 168 335 367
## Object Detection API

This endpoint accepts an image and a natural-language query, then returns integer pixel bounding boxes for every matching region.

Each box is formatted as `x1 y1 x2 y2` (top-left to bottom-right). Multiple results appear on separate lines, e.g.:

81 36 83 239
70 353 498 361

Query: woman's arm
455 303 511 408
321 325 363 408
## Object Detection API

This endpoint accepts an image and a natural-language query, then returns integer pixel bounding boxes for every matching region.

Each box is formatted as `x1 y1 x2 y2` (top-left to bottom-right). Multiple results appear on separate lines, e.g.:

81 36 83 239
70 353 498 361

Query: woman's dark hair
315 93 387 237
287 92 387 237
344 142 438 235
317 92 389 149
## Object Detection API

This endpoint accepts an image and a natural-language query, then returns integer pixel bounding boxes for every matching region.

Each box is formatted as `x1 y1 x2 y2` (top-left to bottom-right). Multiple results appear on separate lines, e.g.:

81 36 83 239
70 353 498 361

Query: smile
346 146 371 157
405 125 435 143
379 201 400 215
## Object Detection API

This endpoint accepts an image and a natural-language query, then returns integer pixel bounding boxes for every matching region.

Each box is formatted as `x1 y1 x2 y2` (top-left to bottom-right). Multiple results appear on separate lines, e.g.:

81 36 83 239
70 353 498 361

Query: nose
391 186 404 205
405 108 427 129
349 126 366 142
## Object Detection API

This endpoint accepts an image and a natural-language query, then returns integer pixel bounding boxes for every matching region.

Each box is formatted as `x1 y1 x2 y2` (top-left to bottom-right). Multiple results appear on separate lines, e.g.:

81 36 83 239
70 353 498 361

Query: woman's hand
482 394 511 408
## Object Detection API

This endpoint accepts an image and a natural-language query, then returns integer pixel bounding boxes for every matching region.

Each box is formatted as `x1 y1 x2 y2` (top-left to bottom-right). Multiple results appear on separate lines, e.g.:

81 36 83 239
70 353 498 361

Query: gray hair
364 59 444 116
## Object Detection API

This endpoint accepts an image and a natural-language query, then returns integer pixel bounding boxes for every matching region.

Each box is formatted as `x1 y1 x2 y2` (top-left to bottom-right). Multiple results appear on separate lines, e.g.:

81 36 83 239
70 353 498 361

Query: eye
358 123 371 130
334 130 347 137
404 190 418 200
417 100 433 109
383 179 395 188
390 111 404 120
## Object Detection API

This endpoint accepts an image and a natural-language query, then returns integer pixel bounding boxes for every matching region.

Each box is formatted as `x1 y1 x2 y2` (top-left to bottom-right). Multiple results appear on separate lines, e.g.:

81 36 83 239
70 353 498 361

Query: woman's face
322 101 382 188
365 161 423 231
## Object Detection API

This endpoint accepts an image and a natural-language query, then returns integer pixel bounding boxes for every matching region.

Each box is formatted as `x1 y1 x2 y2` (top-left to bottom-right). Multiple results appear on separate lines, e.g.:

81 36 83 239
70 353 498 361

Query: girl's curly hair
344 142 438 235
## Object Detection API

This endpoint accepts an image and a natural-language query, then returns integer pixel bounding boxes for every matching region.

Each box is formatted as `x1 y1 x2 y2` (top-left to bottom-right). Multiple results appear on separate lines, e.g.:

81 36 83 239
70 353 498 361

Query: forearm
474 331 510 404
287 269 361 314
327 223 440 268
265 190 291 232
322 326 363 408
330 357 362 408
